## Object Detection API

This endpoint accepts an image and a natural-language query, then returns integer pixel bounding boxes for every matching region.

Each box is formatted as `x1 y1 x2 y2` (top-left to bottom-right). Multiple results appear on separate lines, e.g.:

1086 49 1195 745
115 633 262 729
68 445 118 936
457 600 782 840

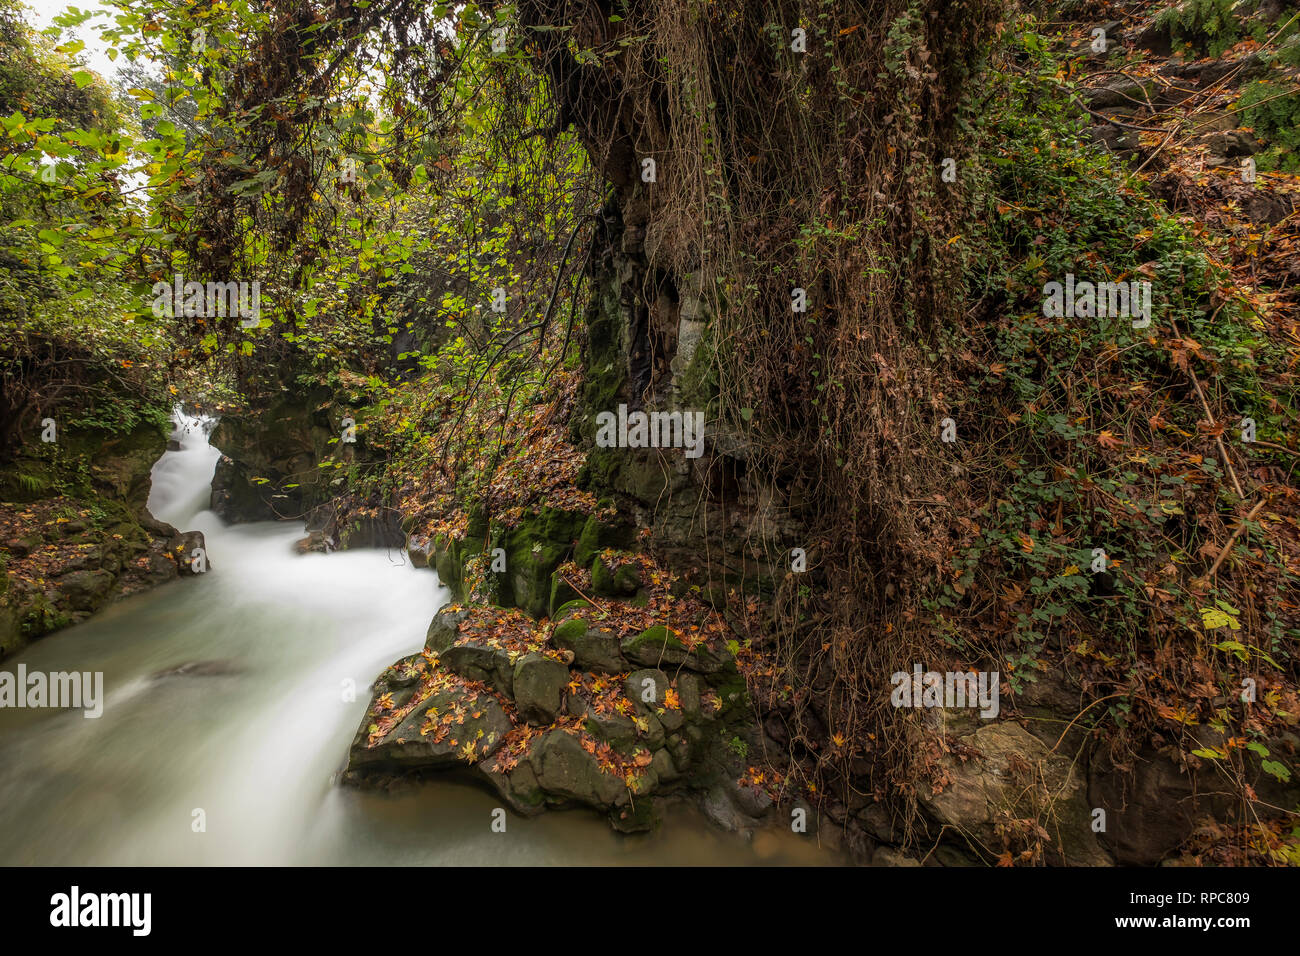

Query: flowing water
0 414 840 865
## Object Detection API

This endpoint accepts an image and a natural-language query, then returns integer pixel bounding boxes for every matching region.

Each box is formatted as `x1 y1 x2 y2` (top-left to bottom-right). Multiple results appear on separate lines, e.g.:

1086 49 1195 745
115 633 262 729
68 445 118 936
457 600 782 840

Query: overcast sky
21 0 121 79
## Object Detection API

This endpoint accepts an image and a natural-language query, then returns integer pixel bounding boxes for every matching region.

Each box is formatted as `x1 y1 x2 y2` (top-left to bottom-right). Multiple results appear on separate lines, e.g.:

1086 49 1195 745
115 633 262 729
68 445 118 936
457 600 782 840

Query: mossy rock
432 535 464 594
709 672 751 721
620 625 732 674
609 797 660 834
574 510 629 566
479 759 547 816
548 573 584 616
552 616 626 673
465 502 489 542
497 507 587 618
590 553 641 597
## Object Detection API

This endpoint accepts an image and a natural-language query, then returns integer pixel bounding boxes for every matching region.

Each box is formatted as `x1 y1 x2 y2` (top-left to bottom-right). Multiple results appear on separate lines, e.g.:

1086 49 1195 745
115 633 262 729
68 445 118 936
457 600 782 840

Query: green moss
549 578 585 618
498 507 586 617
675 322 720 416
552 616 590 647
623 624 683 656
590 553 641 597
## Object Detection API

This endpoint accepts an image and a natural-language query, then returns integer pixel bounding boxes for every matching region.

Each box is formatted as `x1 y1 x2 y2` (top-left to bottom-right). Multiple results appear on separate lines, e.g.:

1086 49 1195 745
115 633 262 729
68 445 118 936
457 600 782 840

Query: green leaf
1261 760 1291 783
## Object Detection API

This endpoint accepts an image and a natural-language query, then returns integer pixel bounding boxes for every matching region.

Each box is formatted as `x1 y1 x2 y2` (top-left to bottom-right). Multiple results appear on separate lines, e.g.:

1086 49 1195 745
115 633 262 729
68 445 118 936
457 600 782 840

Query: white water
0 413 839 865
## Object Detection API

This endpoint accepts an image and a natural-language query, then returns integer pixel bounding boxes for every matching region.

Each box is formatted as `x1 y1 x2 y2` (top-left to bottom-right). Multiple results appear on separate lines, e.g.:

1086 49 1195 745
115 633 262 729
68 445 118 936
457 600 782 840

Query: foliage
1237 78 1300 172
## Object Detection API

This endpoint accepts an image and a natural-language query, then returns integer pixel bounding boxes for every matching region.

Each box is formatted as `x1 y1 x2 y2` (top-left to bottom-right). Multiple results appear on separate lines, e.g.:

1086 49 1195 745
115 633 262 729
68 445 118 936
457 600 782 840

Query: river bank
0 415 844 865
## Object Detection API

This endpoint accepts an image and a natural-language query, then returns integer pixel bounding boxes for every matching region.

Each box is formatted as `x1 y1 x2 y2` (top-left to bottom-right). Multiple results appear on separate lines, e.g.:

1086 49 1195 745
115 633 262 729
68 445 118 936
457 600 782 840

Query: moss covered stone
590 553 641 597
552 616 626 673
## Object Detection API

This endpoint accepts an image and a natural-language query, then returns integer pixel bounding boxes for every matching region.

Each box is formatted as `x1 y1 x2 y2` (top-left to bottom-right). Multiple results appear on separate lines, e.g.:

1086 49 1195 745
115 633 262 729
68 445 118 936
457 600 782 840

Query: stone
552 616 626 673
590 553 641 597
917 721 1112 866
479 758 547 816
348 683 513 774
512 652 570 725
620 624 729 673
529 730 625 808
701 785 753 832
168 530 208 575
424 605 470 655
55 569 114 611
650 748 679 783
609 798 659 833
440 640 517 697
294 530 329 554
1088 78 1156 110
1089 744 1234 866
625 668 685 732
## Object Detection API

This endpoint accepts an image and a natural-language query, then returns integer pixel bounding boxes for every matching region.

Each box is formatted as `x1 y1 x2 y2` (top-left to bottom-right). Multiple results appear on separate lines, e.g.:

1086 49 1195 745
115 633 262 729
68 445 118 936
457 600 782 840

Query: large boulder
424 604 471 654
621 624 730 674
348 676 513 774
440 640 517 697
529 730 626 808
512 653 570 725
552 616 627 673
1088 743 1235 866
918 721 1112 866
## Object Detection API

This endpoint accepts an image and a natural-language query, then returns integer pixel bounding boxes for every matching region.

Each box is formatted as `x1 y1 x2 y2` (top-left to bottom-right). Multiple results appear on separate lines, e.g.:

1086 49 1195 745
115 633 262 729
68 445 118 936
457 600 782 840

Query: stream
0 414 839 865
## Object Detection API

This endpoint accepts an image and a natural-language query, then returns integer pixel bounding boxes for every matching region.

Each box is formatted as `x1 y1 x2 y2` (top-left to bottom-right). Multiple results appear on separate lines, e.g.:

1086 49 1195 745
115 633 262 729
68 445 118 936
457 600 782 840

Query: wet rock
424 605 470 654
479 759 547 816
701 784 754 832
294 530 330 554
512 652 569 725
650 748 679 783
168 530 208 575
56 569 114 611
349 684 512 774
609 798 659 833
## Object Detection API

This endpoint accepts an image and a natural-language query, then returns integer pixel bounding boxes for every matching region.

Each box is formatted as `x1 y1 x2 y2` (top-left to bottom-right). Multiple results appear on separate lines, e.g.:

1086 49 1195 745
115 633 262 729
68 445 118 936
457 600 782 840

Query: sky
20 0 121 79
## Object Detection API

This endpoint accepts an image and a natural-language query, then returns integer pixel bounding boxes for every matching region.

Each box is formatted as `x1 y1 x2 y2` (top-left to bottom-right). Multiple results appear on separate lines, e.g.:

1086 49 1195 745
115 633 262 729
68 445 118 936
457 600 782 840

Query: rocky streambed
344 550 772 836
